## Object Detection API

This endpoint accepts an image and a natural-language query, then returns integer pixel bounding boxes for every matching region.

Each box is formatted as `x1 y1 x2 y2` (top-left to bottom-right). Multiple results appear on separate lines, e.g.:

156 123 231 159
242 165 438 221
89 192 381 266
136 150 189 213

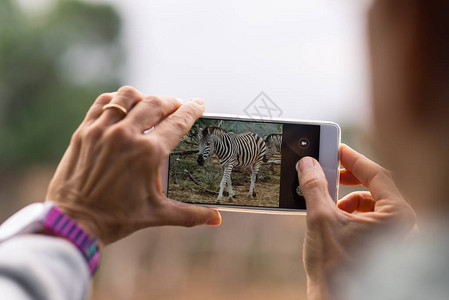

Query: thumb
161 198 222 227
298 157 336 213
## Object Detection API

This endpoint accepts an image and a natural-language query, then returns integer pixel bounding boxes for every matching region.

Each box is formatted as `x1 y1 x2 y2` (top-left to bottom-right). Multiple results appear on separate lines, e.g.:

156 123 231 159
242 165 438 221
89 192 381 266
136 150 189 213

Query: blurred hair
373 0 449 113
417 0 449 105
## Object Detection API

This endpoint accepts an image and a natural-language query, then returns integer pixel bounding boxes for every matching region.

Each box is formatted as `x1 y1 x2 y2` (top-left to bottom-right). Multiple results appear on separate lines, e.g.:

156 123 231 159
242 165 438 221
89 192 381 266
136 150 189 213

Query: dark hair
388 0 449 113
371 0 449 117
417 1 449 110
419 1 449 78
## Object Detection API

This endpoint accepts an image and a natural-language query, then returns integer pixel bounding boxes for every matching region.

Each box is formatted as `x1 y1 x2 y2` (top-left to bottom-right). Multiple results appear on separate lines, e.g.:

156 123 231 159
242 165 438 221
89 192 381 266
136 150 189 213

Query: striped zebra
197 126 266 202
264 133 282 162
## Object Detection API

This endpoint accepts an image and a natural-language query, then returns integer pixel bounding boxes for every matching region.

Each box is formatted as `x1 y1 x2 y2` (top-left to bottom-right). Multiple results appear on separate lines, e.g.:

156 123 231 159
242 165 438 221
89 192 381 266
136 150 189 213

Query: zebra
264 133 282 162
197 126 267 202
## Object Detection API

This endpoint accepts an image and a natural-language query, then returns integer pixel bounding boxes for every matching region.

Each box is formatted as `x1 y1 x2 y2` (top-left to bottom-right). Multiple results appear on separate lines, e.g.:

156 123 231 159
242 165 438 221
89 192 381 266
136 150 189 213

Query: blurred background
0 0 373 299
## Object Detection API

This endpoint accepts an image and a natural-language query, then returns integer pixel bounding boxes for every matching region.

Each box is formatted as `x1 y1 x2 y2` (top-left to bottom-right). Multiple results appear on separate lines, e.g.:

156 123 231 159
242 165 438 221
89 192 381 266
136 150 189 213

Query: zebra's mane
203 126 227 137
265 133 282 142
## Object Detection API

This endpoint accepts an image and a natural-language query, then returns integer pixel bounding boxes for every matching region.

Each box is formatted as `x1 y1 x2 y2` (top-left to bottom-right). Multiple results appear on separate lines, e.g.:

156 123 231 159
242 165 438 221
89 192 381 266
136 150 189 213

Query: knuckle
85 124 104 141
183 105 200 121
170 114 190 132
95 92 113 104
174 107 198 128
301 175 326 192
117 85 139 98
70 128 83 144
103 125 131 144
144 95 163 106
182 214 199 228
367 166 393 186
143 96 164 114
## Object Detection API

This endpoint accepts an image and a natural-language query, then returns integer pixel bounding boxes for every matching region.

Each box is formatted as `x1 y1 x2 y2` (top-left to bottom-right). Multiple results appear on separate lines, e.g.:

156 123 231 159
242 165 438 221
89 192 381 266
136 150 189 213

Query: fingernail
299 157 314 173
206 209 221 226
297 157 314 179
190 98 204 105
175 97 184 104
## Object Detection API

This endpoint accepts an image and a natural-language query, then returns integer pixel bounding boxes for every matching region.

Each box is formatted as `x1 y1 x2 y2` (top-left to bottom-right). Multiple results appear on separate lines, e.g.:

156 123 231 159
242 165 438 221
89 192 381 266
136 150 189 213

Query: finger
83 92 115 124
298 157 336 214
97 86 144 126
340 169 362 186
150 98 205 155
159 198 222 227
337 192 375 213
123 95 183 133
340 144 401 200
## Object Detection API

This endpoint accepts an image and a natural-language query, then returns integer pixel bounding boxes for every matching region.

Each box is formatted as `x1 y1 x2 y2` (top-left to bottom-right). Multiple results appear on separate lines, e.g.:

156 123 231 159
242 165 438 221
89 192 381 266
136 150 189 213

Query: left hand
46 86 221 247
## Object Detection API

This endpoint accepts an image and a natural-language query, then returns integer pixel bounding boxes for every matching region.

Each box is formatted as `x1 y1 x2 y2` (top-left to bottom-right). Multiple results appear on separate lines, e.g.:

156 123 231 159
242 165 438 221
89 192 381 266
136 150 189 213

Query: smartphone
161 114 340 214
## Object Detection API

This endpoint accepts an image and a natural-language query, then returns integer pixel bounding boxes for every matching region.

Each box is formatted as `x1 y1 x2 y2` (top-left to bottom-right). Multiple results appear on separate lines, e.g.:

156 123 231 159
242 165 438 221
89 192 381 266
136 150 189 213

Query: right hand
298 144 416 299
46 86 221 247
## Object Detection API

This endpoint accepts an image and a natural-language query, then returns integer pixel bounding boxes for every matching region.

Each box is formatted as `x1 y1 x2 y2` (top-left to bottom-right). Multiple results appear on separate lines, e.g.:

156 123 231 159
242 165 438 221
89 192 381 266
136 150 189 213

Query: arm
0 235 89 300
298 145 416 300
0 86 222 300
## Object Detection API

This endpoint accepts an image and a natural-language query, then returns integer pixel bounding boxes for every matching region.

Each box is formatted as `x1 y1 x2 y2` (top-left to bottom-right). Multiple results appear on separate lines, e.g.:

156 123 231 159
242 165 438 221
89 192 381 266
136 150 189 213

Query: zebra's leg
248 163 261 198
227 176 235 200
218 165 233 203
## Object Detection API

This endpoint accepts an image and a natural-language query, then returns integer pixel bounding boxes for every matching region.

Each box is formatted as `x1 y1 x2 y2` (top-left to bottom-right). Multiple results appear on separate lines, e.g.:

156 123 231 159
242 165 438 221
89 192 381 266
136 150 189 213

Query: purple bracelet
44 205 100 275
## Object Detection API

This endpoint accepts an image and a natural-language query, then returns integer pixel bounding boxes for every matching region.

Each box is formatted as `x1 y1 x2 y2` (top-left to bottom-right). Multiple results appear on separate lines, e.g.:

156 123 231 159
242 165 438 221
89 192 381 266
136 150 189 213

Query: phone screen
168 117 320 210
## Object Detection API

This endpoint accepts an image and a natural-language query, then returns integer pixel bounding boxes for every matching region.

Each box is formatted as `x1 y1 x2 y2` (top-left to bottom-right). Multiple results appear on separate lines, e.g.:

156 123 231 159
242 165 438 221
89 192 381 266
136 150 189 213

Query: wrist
306 266 349 300
0 202 101 276
51 202 106 248
44 204 101 274
307 276 331 300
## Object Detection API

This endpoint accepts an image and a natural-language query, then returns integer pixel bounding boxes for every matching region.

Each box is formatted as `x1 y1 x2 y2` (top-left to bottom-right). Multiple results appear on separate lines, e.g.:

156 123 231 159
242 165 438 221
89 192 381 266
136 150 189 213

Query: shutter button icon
296 185 303 196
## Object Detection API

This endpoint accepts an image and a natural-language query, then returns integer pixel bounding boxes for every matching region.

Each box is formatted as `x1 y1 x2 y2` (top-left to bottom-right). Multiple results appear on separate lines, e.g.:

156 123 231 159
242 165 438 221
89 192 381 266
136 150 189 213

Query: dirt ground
169 154 281 208
169 174 280 207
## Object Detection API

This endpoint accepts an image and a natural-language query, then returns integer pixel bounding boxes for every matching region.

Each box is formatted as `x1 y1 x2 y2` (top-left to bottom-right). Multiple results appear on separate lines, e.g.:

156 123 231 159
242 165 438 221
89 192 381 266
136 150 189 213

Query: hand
46 86 221 246
298 144 416 300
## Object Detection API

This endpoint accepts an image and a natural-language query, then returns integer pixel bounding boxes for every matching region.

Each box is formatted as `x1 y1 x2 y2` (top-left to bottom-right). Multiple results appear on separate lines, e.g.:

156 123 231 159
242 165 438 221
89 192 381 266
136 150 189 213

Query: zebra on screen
264 133 282 162
197 126 266 202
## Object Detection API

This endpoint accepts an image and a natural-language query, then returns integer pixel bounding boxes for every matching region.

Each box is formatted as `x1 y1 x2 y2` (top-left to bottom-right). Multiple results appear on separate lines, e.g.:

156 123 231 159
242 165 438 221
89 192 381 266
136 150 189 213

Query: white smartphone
161 114 340 214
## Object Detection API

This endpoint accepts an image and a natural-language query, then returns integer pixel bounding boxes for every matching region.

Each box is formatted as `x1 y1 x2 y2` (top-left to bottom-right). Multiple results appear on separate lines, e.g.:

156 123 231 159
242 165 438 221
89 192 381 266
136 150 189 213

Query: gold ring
102 103 128 116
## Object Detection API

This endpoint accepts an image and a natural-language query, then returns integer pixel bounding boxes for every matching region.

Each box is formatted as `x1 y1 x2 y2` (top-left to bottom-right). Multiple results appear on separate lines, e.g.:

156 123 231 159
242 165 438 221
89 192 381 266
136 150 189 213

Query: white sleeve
0 235 91 300
345 237 449 300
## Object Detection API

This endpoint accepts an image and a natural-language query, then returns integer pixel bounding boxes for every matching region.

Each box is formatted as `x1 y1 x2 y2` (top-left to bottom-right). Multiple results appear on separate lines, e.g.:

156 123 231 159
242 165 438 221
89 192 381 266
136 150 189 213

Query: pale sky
21 0 373 126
